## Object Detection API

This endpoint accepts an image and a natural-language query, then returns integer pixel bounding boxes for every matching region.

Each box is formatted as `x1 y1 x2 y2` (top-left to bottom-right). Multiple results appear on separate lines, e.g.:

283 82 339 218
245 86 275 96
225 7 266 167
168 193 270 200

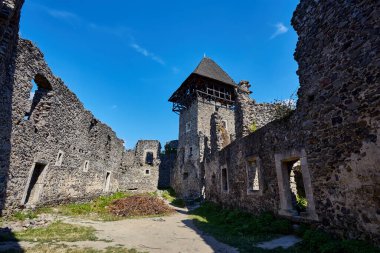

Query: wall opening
284 159 307 214
145 169 150 175
185 122 191 132
189 147 193 158
211 173 216 184
104 171 111 192
26 74 52 120
221 168 228 192
222 120 228 130
55 150 64 166
183 172 189 180
82 160 90 172
247 159 260 192
275 150 318 220
145 152 154 165
24 163 46 206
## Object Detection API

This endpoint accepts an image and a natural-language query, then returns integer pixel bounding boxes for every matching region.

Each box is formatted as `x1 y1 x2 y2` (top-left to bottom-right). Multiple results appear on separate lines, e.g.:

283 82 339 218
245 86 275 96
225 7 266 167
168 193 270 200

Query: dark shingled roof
193 57 236 86
168 57 236 102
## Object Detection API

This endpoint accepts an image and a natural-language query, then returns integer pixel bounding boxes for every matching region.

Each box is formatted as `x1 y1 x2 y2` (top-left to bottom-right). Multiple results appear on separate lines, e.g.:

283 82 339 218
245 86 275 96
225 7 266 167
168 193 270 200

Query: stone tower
169 57 237 198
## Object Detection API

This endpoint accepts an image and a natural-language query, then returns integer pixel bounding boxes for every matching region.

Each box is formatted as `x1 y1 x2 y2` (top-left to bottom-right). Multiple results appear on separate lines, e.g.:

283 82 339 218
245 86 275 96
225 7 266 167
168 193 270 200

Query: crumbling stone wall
235 81 280 139
119 140 161 192
0 0 25 214
0 0 164 214
204 0 380 244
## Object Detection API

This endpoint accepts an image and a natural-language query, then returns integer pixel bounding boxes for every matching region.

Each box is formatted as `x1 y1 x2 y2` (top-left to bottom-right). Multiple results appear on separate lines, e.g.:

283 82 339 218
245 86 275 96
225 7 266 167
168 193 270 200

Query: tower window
55 150 64 166
221 168 228 192
145 152 154 165
83 160 90 172
186 122 191 133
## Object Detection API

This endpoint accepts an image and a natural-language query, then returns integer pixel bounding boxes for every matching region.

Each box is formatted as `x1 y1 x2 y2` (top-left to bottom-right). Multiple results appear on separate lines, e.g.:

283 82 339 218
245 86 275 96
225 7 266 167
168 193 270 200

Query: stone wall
0 0 164 214
235 80 280 139
119 140 161 192
204 0 380 244
0 0 25 214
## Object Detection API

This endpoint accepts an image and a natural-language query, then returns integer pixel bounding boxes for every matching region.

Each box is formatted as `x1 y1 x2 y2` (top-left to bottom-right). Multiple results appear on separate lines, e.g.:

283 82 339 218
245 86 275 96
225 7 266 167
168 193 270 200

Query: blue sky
20 0 300 149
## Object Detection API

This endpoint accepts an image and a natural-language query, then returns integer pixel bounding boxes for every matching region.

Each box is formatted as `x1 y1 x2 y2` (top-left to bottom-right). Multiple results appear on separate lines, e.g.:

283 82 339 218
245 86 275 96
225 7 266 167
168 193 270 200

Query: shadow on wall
0 36 24 253
0 1 26 251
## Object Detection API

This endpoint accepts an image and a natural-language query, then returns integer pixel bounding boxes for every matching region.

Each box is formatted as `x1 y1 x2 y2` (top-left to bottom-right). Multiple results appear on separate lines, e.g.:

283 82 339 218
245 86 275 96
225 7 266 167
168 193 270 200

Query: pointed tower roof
169 57 236 104
192 57 236 86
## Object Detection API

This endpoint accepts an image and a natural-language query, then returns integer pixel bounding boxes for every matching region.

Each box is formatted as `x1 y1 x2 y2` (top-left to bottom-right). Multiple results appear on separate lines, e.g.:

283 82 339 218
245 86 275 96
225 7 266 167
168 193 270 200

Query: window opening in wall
222 120 228 130
183 172 189 180
55 150 64 166
83 160 90 172
104 171 111 192
145 152 154 165
26 74 52 120
186 122 191 133
211 173 216 184
221 168 228 192
247 159 260 192
145 169 150 175
189 147 193 157
24 163 46 205
29 80 38 101
285 159 307 214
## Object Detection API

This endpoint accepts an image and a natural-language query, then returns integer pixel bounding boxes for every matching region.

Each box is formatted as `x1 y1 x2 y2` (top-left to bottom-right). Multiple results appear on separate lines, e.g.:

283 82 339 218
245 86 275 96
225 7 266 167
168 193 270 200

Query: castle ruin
0 0 379 246
169 0 380 244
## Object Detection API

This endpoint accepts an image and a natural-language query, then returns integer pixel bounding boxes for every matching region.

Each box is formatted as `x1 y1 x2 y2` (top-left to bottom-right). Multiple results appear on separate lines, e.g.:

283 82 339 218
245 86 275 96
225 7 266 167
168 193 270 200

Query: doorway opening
24 163 47 206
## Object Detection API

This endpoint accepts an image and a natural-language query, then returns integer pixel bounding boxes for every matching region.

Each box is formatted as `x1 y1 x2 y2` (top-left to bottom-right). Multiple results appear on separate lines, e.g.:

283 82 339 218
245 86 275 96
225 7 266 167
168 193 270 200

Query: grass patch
299 229 380 253
190 202 380 253
7 207 53 222
190 202 292 252
23 244 147 253
0 221 97 243
161 188 186 208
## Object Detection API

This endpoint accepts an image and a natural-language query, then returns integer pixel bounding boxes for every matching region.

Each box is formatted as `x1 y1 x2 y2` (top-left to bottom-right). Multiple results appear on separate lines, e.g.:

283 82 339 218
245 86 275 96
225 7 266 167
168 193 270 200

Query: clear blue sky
20 0 300 149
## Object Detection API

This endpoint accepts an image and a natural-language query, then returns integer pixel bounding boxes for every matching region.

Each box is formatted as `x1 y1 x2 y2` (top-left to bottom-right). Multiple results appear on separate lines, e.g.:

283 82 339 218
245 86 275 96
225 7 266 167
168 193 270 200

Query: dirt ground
3 206 238 253
61 208 238 253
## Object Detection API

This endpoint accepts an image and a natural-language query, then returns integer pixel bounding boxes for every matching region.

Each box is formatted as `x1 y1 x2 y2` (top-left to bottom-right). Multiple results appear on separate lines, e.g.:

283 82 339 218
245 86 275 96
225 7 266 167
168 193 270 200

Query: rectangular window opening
247 160 260 192
221 168 228 192
104 172 111 192
145 152 154 165
55 151 64 166
83 160 90 172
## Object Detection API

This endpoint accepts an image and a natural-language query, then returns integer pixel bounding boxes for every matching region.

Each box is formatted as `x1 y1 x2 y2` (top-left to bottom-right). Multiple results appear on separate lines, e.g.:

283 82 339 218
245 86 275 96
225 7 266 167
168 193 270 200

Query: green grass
190 202 380 253
161 187 186 208
8 207 53 222
22 244 147 253
190 202 292 252
56 192 131 221
0 221 97 243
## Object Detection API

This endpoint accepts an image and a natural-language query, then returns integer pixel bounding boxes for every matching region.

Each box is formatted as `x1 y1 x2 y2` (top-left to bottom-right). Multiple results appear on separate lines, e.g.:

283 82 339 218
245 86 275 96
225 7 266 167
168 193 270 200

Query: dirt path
58 208 238 253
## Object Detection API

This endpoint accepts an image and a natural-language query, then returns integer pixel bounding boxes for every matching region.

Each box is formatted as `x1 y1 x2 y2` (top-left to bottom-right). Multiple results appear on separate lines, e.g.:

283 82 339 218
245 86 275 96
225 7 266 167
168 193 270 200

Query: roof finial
203 53 206 58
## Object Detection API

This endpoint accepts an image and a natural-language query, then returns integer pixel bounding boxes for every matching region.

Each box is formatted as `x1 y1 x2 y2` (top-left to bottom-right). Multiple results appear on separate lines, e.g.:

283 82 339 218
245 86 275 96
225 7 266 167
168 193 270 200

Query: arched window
25 74 52 120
